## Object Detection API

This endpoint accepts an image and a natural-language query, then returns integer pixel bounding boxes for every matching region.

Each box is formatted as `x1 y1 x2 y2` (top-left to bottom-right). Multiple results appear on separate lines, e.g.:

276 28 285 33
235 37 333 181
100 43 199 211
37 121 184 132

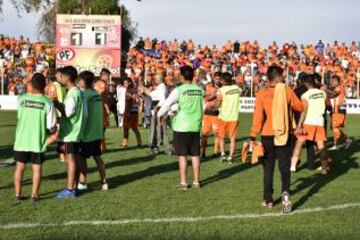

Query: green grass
0 111 359 240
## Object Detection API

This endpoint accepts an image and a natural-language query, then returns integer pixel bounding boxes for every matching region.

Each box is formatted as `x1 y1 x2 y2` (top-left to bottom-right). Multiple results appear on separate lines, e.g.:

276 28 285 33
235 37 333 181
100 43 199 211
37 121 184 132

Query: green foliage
57 0 80 14
57 0 119 15
87 0 118 14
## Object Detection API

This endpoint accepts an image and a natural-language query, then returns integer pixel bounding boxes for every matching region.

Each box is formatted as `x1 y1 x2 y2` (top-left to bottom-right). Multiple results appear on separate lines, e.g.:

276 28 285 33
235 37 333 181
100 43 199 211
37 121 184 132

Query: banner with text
2 96 360 114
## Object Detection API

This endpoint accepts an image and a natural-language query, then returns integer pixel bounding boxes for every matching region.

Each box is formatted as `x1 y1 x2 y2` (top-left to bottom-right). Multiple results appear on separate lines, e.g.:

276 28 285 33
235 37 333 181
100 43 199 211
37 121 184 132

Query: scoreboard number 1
71 32 83 46
95 33 107 45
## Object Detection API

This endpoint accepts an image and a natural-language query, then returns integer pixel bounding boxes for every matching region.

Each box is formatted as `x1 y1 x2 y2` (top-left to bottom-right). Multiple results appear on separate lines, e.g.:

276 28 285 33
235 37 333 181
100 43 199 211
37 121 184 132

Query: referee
158 66 204 190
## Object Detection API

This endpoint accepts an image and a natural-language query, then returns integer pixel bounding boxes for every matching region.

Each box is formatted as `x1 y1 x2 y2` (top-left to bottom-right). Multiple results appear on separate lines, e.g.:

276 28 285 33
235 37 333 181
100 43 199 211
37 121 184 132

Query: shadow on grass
201 163 253 187
80 156 214 195
290 139 359 210
0 145 14 161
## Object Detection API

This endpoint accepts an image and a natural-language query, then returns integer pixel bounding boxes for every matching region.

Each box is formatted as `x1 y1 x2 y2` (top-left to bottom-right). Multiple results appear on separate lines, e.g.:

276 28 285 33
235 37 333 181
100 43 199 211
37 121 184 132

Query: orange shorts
124 114 139 129
332 113 345 128
217 119 239 138
202 115 219 135
298 125 327 142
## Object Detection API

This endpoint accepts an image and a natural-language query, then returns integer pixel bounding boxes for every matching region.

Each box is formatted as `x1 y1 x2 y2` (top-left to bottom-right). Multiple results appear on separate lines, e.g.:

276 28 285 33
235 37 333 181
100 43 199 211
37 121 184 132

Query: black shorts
14 151 45 165
79 140 102 158
57 142 80 155
173 131 200 157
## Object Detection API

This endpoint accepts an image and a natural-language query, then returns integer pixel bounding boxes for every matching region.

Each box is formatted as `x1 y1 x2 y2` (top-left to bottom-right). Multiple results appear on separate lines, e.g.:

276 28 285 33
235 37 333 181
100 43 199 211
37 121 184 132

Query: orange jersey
204 84 218 115
250 86 303 137
331 86 346 113
24 57 35 67
144 39 152 50
34 42 43 53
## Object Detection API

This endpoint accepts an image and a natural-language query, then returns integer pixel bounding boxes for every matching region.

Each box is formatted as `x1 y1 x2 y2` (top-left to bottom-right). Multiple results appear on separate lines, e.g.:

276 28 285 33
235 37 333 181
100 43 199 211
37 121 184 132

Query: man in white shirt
116 79 128 127
143 74 170 154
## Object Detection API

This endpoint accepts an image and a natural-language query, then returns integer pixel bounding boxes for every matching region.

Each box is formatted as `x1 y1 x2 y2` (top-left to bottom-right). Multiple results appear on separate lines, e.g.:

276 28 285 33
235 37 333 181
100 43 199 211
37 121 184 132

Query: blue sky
1 0 359 46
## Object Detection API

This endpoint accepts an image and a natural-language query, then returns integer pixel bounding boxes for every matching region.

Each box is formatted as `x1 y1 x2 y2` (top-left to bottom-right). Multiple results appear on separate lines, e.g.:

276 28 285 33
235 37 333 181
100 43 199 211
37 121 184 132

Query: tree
1 0 136 53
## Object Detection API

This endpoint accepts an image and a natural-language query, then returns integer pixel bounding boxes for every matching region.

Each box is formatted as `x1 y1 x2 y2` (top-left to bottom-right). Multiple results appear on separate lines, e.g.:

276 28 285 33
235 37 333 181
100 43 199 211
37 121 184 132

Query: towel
272 83 289 146
242 141 264 164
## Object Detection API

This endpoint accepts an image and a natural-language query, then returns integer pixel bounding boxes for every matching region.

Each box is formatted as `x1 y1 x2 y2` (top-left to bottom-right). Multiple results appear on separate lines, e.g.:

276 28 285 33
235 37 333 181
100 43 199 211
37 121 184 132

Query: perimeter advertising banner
56 14 121 76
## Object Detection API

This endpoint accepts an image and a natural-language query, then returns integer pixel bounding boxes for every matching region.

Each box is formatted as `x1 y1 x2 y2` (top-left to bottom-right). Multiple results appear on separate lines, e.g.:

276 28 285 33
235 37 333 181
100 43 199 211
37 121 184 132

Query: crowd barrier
0 95 17 110
1 95 360 114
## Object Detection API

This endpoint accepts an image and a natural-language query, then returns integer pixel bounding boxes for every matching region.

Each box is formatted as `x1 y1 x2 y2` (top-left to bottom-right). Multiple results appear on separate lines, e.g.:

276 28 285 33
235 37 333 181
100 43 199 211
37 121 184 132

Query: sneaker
101 183 109 191
321 168 328 175
220 154 227 163
261 200 274 209
344 138 353 150
316 166 329 175
30 196 40 202
15 195 26 202
192 182 201 189
56 189 76 199
151 147 159 155
77 183 88 191
212 153 220 159
329 145 337 151
282 192 292 214
177 183 189 191
290 166 297 172
227 157 233 165
165 149 173 156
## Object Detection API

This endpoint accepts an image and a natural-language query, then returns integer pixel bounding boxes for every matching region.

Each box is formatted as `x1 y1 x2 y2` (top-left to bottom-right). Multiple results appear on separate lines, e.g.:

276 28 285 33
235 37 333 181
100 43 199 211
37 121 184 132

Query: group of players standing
12 63 351 214
13 66 108 200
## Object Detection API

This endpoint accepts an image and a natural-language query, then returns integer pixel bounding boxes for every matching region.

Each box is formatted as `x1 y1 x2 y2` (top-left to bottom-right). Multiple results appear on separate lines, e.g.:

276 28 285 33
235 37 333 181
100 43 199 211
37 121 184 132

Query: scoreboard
56 14 121 76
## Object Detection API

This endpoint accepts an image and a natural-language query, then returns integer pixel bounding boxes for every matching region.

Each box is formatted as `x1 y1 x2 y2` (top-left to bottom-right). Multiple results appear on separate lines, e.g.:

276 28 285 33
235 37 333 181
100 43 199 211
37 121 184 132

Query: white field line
1 202 360 230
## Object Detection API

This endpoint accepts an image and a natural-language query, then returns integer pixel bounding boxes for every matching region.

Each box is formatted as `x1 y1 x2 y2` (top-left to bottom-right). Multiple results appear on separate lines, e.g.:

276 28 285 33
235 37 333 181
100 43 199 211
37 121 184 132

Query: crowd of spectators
0 35 55 95
1 35 360 99
126 38 360 98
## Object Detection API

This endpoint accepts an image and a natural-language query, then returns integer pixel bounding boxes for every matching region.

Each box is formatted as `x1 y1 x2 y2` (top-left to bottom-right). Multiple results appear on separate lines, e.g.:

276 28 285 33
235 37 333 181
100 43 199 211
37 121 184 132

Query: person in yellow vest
216 72 241 164
291 74 330 174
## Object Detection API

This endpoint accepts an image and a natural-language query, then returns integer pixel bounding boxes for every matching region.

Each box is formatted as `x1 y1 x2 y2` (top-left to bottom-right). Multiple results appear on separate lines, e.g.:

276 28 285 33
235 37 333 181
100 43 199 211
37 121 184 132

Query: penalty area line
1 202 360 229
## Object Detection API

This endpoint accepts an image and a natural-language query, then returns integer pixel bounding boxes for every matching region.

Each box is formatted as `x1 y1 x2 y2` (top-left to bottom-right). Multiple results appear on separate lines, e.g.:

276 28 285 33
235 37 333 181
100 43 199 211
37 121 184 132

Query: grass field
0 111 360 240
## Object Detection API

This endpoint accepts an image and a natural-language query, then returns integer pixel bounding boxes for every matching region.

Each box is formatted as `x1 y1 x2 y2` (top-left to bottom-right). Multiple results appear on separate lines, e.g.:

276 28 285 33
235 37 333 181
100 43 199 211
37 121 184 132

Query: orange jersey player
327 75 352 150
95 80 110 152
121 79 142 148
291 74 331 174
201 72 222 159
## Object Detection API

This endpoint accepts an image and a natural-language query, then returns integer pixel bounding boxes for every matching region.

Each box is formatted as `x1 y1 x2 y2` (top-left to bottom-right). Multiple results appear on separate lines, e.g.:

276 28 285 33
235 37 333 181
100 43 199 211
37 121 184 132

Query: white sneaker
329 145 337 151
77 183 88 190
290 166 297 172
101 183 109 191
344 138 353 150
